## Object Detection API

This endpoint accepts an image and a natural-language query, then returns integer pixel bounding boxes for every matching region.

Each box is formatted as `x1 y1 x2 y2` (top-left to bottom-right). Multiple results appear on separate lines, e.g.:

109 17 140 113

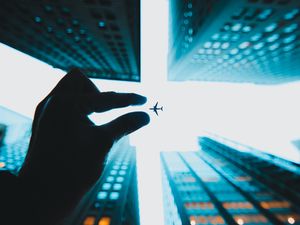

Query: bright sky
0 1 300 224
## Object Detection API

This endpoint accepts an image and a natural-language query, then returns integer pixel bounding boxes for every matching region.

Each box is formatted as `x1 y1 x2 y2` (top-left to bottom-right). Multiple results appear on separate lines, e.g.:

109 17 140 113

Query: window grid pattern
0 1 140 81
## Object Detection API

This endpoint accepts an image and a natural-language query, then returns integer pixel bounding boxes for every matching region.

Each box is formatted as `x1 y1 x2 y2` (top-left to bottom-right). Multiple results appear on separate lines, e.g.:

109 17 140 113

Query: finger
79 92 147 114
49 68 100 97
101 112 150 140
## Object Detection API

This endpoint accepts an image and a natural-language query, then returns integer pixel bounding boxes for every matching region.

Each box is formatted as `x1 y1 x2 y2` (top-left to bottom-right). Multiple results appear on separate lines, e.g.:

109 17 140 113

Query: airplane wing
154 102 158 108
154 109 159 116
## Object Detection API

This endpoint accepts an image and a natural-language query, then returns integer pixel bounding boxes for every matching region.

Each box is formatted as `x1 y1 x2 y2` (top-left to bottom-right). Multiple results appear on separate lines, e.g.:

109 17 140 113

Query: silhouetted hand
17 69 150 225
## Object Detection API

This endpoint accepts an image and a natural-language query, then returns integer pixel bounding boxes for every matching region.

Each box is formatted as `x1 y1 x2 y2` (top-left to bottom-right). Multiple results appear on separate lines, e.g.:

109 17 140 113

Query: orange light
288 217 295 224
83 216 95 225
237 218 244 225
0 162 5 168
190 220 196 225
98 217 111 225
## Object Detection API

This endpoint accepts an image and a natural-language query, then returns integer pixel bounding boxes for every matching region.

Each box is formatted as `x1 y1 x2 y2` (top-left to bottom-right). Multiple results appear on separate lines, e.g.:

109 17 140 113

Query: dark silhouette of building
161 136 300 225
61 137 140 225
168 0 300 84
0 0 140 81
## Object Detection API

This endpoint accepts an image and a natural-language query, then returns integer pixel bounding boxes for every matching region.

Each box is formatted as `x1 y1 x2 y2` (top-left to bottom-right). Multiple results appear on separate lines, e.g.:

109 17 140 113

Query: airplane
149 102 163 116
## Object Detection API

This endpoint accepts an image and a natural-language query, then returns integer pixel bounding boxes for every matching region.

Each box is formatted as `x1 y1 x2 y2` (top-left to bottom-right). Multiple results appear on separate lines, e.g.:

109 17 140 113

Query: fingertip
132 94 147 105
135 111 150 126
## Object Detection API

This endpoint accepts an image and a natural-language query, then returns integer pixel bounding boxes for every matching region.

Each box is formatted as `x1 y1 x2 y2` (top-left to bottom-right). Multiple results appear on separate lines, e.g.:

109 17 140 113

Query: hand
18 69 150 224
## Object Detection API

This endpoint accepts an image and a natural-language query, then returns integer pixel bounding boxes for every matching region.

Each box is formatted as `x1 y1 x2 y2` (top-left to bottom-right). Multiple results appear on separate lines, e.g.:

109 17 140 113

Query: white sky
0 1 300 224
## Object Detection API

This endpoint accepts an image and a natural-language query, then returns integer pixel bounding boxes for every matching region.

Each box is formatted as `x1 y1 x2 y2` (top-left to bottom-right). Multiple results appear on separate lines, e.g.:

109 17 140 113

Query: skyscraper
168 0 300 84
161 137 300 225
62 137 140 225
0 0 140 81
0 106 31 174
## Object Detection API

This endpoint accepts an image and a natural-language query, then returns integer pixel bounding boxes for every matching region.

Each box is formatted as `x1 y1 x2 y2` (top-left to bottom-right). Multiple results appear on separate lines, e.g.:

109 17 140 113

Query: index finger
78 92 147 114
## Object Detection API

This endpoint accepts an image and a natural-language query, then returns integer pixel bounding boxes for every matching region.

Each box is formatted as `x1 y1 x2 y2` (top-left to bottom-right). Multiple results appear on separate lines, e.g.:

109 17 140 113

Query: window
113 183 122 191
185 202 214 209
97 191 107 200
275 214 300 224
83 216 95 225
116 176 124 182
260 201 291 209
183 176 196 182
223 202 254 209
98 217 111 225
109 192 119 200
233 215 268 224
189 216 225 224
106 176 114 182
102 183 111 190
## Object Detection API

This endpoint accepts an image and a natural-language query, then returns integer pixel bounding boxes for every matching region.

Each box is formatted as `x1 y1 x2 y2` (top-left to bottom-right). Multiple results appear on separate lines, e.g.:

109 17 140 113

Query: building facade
161 137 300 225
0 106 31 174
168 0 300 84
62 137 140 225
0 0 140 81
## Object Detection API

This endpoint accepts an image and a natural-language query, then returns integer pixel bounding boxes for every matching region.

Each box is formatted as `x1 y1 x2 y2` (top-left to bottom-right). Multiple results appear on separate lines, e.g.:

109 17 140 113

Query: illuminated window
113 183 122 191
235 176 252 181
232 23 242 32
234 215 268 224
185 202 214 209
97 191 107 200
221 42 230 49
253 42 264 50
183 176 196 182
284 23 298 33
260 201 291 209
106 176 114 182
257 9 273 21
230 48 239 55
275 214 300 224
109 192 119 200
98 217 111 225
283 35 297 44
113 165 119 170
283 44 295 52
110 170 117 175
102 183 111 190
204 42 212 48
242 25 252 33
239 42 250 49
190 216 225 224
83 216 95 225
223 202 254 209
251 33 262 42
267 34 279 43
121 165 127 170
212 33 220 40
284 9 299 20
213 42 221 49
119 170 126 175
34 16 42 23
0 162 5 168
265 23 277 32
98 21 106 28
116 176 124 182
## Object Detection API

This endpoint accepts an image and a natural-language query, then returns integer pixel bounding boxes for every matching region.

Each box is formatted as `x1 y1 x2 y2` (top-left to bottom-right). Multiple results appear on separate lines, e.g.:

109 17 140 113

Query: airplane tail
161 106 163 111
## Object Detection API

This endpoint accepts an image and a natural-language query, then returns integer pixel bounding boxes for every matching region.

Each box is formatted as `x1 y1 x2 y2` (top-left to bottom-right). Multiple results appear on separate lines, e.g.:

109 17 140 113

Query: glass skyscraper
62 137 140 225
168 0 300 84
161 136 300 225
0 106 31 174
0 0 141 81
